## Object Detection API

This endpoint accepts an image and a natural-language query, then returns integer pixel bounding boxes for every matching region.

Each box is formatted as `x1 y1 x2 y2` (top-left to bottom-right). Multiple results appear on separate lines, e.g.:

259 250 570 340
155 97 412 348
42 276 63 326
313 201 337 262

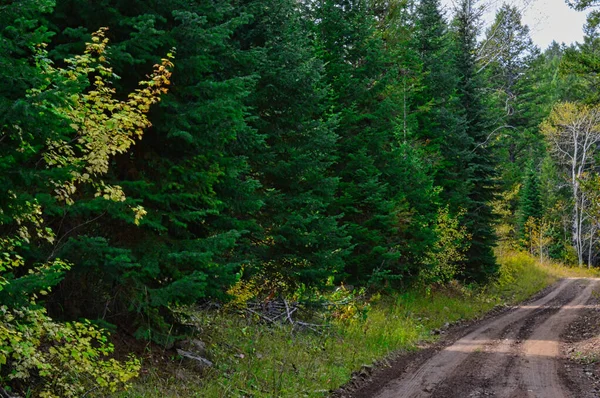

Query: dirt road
347 278 600 398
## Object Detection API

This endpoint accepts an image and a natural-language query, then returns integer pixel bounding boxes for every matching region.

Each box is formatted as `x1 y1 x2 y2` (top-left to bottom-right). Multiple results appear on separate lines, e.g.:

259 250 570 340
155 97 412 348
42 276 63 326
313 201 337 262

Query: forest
3 0 600 396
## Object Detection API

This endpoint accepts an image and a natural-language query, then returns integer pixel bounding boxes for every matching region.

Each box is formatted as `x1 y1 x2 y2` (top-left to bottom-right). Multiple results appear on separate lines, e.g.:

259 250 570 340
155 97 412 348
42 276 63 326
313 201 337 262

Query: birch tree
541 102 600 266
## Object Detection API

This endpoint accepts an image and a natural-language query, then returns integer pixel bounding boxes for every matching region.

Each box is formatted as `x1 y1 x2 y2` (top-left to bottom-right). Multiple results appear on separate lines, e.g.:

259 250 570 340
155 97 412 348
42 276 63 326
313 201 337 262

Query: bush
0 305 140 397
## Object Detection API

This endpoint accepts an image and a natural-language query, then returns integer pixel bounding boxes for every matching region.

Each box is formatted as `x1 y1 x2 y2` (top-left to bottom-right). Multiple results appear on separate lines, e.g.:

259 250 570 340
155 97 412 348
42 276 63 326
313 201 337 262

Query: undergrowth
118 251 598 397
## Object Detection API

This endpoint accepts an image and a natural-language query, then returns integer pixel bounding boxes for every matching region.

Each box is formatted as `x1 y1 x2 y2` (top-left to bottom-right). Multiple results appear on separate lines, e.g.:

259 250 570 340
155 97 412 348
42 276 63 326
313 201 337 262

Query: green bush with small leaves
0 305 140 397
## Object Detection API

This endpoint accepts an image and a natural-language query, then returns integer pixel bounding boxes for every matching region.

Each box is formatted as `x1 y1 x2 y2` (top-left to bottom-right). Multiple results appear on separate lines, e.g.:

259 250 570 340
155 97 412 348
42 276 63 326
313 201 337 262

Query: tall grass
118 251 598 397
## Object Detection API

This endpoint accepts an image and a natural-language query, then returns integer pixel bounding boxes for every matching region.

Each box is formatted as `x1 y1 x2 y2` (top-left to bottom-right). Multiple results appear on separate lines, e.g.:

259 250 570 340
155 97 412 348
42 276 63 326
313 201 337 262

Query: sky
441 0 591 50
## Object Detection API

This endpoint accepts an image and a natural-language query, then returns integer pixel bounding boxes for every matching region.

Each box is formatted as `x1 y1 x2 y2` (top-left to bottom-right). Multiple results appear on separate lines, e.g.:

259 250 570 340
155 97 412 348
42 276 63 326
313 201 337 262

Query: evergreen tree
481 5 540 188
518 165 543 234
232 0 350 290
412 0 469 209
312 0 438 284
0 9 166 392
46 0 262 341
561 16 600 104
0 0 72 301
539 154 573 260
452 0 498 280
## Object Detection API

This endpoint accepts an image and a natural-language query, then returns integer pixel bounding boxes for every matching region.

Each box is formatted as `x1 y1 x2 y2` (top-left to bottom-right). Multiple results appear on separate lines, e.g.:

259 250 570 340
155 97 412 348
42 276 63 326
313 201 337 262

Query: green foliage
581 173 600 230
3 1 595 395
492 251 549 297
312 0 439 285
561 14 600 103
0 304 140 397
234 0 350 290
421 207 471 285
0 225 139 397
120 250 587 397
0 2 173 391
412 0 469 209
452 0 499 281
46 0 262 342
517 165 543 236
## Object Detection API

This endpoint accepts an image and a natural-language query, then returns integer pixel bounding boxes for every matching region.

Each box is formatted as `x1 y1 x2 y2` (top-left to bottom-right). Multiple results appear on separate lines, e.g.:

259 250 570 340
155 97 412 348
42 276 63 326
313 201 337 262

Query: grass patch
118 251 598 397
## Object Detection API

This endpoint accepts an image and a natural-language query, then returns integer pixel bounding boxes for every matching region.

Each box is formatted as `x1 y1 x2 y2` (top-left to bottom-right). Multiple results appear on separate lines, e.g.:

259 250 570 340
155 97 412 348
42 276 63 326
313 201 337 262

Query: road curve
372 278 600 398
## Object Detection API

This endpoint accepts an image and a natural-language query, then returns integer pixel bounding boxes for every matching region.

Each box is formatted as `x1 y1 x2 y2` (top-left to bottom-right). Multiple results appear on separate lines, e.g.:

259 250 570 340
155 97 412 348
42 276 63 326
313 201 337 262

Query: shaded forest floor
114 252 598 397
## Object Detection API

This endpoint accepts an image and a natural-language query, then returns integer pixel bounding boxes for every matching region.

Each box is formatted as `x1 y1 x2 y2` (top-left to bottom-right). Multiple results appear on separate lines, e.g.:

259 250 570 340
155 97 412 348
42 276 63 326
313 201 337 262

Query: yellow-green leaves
0 27 173 396
39 28 173 224
0 305 140 398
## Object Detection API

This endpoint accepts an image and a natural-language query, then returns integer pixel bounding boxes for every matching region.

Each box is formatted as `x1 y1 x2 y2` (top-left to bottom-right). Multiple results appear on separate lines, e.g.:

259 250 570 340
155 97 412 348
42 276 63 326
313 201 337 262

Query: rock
176 339 207 357
176 348 213 371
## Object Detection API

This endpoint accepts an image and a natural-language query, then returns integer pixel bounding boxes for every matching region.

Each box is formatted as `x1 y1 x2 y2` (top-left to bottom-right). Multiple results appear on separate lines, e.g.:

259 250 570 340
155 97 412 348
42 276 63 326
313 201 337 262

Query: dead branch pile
245 298 328 334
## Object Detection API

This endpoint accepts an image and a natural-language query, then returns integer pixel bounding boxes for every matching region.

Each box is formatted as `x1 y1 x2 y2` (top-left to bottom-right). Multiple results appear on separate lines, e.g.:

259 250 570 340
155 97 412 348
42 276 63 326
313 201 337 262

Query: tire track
431 282 580 398
519 279 600 398
375 278 579 398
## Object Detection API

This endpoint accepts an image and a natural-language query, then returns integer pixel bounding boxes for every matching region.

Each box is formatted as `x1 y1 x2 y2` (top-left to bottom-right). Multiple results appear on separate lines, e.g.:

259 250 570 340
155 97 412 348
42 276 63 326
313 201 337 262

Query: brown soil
334 278 600 398
559 285 600 398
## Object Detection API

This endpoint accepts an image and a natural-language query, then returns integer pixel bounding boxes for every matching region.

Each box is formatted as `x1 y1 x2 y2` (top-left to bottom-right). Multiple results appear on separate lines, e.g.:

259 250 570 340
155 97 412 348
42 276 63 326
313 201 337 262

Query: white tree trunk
544 104 600 266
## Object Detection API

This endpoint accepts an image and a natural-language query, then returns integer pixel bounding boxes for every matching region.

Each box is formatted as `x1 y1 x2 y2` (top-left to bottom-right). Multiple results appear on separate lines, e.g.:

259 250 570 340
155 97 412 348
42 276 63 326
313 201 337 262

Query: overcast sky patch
442 0 590 50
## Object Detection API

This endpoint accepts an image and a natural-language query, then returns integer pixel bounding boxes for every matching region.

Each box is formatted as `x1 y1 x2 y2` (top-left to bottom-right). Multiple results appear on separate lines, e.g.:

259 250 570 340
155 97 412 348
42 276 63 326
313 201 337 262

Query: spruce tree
412 0 469 209
481 5 540 188
452 0 499 280
231 0 350 290
312 0 438 284
0 0 72 303
561 16 600 104
518 165 543 234
46 0 263 341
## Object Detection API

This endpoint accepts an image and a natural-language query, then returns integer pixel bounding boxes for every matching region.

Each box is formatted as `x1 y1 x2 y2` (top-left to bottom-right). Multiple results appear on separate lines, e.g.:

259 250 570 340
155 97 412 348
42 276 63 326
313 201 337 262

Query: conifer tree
312 0 438 284
561 16 600 104
452 0 499 280
481 5 540 187
231 0 349 290
46 0 262 341
0 0 71 302
412 0 469 209
518 165 543 234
